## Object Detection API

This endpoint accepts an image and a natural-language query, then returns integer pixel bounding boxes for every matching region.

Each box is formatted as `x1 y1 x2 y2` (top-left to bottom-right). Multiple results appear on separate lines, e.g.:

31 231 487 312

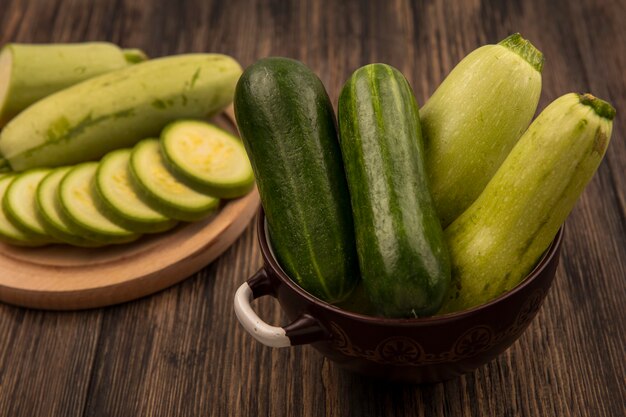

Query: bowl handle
234 268 328 347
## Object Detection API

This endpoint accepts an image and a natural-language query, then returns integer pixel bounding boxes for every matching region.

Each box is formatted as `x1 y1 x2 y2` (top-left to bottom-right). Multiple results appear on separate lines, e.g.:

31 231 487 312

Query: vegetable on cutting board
420 33 544 227
0 175 48 246
3 169 56 243
0 53 242 171
160 120 255 198
59 162 140 244
0 42 147 127
439 93 615 314
337 63 450 317
234 57 359 303
95 149 178 233
129 139 220 221
36 167 102 247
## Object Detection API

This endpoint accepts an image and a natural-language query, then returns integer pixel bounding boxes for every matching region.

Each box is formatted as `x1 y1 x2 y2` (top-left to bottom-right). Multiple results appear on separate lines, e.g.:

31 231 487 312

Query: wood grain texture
0 0 624 416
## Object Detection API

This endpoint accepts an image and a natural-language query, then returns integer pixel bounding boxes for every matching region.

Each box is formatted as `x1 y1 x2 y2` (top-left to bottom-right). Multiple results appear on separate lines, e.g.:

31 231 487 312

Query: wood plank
0 0 623 416
0 305 101 416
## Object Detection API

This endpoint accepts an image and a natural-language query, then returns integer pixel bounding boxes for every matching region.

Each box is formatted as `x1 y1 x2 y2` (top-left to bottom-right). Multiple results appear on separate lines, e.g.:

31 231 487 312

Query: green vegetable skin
3 168 56 242
234 57 359 303
36 167 102 247
95 148 177 233
0 53 242 171
0 42 147 127
439 93 615 314
160 120 255 198
338 64 450 317
59 162 139 244
420 33 544 226
0 175 48 246
129 139 220 222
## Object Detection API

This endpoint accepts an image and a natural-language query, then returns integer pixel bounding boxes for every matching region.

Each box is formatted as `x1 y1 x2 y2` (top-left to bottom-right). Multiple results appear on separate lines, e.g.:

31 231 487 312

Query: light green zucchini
160 120 254 198
0 53 242 171
0 175 48 246
129 139 220 221
59 162 140 244
420 33 544 226
439 93 615 313
3 169 56 242
95 149 178 233
0 42 147 127
36 167 102 247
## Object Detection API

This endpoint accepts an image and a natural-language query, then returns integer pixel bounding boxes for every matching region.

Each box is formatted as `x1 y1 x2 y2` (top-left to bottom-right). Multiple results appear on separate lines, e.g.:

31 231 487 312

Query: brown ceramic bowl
234 210 563 383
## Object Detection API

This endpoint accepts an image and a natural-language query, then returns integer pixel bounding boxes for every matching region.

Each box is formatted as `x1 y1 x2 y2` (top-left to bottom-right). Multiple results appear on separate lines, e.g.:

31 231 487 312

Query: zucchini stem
498 33 544 73
579 93 616 120
0 157 11 173
122 48 148 64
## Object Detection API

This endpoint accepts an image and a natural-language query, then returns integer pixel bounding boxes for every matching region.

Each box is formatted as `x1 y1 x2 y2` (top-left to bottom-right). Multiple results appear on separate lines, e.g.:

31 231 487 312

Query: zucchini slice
36 167 102 247
160 121 254 198
0 175 47 246
3 169 56 242
95 149 178 233
59 162 139 244
129 139 220 221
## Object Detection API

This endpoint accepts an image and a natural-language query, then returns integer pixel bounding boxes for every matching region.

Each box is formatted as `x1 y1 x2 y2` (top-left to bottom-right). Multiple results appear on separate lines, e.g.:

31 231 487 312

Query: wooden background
0 0 624 416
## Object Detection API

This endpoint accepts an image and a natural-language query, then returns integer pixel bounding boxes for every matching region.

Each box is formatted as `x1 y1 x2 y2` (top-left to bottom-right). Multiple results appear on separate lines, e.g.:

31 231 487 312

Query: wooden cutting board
0 108 260 310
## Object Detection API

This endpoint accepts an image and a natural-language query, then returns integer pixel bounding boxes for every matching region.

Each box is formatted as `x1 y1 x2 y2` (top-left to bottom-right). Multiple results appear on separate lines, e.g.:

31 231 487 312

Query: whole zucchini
0 42 147 127
337 63 450 317
439 93 615 313
0 54 242 171
420 33 544 226
234 57 359 303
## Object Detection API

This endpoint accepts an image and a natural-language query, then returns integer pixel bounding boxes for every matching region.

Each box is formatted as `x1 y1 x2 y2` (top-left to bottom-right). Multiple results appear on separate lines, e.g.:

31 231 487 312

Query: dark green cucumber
234 57 359 303
337 64 451 317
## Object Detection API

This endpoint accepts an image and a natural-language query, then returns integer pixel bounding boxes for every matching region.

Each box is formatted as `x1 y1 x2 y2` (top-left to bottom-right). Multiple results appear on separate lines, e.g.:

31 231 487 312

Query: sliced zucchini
0 175 47 246
95 149 178 233
59 162 140 244
160 121 254 198
129 139 220 221
36 167 102 247
3 169 56 242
